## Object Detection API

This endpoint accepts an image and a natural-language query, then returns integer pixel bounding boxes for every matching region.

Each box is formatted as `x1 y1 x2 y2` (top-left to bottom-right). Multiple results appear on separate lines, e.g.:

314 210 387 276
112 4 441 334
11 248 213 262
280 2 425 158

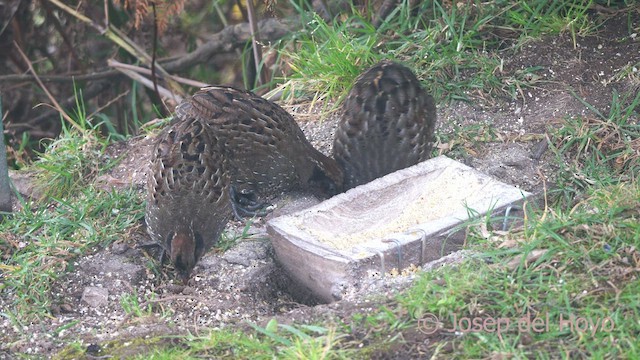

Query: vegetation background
0 0 639 358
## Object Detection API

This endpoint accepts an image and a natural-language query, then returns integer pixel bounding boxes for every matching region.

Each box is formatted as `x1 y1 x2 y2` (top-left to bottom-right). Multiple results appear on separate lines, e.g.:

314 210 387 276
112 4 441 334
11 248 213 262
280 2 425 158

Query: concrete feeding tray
266 155 532 303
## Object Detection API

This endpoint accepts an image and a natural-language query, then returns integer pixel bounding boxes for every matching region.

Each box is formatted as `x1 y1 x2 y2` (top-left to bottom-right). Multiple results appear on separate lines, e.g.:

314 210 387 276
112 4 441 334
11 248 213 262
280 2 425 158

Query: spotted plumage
176 86 343 210
145 116 232 281
333 61 437 190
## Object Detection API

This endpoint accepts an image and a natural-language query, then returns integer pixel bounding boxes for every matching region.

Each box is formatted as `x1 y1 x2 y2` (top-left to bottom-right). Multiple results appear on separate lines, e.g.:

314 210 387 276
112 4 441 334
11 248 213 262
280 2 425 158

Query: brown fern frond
134 0 149 30
155 1 184 34
112 0 184 34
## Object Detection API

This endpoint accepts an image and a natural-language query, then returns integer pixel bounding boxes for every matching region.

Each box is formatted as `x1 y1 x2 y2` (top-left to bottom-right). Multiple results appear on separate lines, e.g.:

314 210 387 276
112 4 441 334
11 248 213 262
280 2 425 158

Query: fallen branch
0 70 122 84
0 17 298 85
162 17 298 71
2 17 298 133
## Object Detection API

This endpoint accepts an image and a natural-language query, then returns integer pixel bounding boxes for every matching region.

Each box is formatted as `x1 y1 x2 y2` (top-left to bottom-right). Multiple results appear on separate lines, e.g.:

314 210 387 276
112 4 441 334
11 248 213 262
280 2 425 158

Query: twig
0 18 297 84
162 18 297 71
0 70 121 83
107 25 185 98
150 3 168 116
47 0 185 100
109 62 182 104
13 41 83 132
0 98 12 213
45 0 106 32
4 18 297 131
88 89 129 121
246 0 265 86
17 80 112 131
107 60 209 88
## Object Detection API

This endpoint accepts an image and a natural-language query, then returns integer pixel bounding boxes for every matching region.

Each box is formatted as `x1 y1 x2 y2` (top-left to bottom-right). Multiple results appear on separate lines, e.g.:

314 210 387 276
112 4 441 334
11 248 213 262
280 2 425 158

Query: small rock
501 145 530 169
166 284 185 293
81 287 109 308
59 303 74 313
86 344 101 355
181 286 195 295
110 242 129 255
222 240 270 266
222 250 253 267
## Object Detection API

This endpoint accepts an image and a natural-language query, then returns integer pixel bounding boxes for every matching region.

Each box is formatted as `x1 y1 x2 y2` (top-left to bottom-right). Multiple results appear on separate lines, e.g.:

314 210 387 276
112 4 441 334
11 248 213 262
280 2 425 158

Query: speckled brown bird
175 86 343 214
146 116 232 281
333 60 437 190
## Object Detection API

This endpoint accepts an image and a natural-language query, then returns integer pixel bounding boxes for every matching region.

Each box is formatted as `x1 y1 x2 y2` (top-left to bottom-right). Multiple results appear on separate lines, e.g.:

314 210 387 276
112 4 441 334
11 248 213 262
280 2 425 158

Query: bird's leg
229 186 271 220
138 242 167 265
136 242 168 274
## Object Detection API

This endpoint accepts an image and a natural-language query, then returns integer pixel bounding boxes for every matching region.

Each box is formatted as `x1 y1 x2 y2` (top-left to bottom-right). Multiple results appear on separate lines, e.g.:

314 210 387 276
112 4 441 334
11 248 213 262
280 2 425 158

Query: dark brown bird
175 86 343 215
333 60 437 190
146 116 232 281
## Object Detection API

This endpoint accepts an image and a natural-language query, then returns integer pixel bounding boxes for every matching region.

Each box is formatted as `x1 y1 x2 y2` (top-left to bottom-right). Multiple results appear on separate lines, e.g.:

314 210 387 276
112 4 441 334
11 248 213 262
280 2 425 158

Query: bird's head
308 156 344 198
167 228 204 283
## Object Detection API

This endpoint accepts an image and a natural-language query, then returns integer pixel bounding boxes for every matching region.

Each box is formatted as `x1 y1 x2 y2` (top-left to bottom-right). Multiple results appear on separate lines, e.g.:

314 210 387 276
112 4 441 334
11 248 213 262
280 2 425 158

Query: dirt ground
1 11 638 359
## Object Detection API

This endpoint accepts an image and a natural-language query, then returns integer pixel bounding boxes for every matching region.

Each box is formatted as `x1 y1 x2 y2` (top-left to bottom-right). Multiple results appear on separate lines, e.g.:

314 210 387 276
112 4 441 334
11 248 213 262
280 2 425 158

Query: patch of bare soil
1 11 639 359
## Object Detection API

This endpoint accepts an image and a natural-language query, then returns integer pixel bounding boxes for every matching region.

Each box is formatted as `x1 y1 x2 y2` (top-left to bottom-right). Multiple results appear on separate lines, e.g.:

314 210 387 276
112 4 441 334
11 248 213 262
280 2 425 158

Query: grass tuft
275 11 381 106
549 89 640 203
273 0 601 108
0 187 145 320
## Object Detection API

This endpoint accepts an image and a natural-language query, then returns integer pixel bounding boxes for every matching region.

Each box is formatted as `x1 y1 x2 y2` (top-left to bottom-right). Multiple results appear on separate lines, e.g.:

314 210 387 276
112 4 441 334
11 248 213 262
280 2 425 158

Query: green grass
0 102 146 321
274 11 382 106
434 120 500 157
34 93 123 199
272 0 602 107
504 1 598 44
120 290 157 318
549 89 640 204
56 320 351 360
409 182 640 358
0 186 145 321
218 218 262 252
6 0 640 358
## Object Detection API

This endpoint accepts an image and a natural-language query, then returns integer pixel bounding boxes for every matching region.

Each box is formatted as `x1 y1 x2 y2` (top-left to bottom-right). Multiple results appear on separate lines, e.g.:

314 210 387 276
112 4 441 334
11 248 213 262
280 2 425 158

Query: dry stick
6 18 297 130
103 0 109 28
108 60 209 88
108 25 185 99
46 0 184 99
0 18 297 84
88 89 129 121
12 80 112 135
162 18 296 71
109 63 181 103
46 0 141 59
13 41 83 132
0 70 121 83
150 3 169 116
0 100 11 213
245 0 265 87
